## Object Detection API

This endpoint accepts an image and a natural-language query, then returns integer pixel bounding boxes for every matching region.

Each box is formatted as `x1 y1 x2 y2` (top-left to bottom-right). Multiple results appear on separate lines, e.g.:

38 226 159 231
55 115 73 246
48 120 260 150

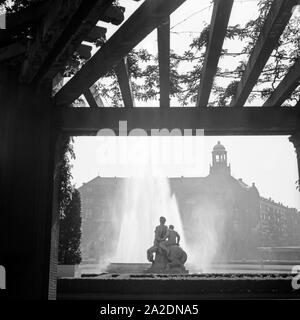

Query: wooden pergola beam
60 107 300 136
20 0 114 84
157 17 170 108
263 58 300 107
114 57 135 108
230 0 298 107
196 0 234 108
55 0 187 106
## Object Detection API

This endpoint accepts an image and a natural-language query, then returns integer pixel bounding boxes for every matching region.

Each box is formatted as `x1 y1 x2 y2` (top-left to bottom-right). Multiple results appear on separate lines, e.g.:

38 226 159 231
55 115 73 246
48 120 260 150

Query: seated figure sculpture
146 217 188 274
166 225 180 247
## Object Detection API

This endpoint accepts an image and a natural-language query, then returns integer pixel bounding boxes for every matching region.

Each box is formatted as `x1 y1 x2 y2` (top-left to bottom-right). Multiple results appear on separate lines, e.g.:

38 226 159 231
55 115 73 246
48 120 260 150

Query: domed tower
210 141 231 175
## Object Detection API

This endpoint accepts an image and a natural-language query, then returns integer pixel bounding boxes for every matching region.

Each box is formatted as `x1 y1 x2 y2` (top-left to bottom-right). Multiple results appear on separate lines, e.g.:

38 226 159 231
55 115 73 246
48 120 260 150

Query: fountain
110 175 187 273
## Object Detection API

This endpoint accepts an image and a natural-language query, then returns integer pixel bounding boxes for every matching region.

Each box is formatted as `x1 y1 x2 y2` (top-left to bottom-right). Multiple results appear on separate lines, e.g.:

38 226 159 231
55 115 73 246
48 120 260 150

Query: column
289 133 300 188
0 65 59 299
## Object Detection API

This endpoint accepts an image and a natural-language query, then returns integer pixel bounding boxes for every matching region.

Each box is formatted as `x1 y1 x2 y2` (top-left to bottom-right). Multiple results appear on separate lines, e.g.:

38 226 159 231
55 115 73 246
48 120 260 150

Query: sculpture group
146 216 188 274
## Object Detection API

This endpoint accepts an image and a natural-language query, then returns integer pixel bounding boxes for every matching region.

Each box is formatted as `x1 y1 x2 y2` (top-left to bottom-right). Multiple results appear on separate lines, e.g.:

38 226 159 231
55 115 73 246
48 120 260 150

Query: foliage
57 138 82 265
1 0 299 107
58 137 75 218
58 188 82 265
90 0 299 107
178 0 299 106
1 0 30 12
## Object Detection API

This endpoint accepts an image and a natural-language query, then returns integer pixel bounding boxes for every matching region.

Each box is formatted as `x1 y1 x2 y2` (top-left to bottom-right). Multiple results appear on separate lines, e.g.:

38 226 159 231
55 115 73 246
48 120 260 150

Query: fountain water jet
112 176 187 263
186 203 225 273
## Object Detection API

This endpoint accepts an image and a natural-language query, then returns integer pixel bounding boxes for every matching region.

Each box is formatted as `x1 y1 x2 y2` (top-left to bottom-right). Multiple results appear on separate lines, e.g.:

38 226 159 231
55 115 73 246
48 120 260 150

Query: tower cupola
210 141 231 175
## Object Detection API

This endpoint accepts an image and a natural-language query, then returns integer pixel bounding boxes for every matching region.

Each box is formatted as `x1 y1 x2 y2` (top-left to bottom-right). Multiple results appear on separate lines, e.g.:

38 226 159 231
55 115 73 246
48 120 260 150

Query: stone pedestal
146 251 170 273
146 246 188 274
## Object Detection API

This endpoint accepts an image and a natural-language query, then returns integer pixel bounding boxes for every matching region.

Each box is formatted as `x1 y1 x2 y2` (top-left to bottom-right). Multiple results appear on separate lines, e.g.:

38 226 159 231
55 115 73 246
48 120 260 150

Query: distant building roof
213 141 226 151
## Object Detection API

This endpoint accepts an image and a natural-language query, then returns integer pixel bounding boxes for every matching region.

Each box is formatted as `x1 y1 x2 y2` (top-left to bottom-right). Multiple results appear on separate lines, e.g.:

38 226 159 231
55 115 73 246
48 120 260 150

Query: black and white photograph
0 0 300 310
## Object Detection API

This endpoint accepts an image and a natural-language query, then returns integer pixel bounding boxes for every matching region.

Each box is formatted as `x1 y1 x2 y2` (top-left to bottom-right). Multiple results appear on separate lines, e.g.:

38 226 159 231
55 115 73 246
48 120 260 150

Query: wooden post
114 57 135 107
0 65 59 299
157 17 170 108
196 0 233 107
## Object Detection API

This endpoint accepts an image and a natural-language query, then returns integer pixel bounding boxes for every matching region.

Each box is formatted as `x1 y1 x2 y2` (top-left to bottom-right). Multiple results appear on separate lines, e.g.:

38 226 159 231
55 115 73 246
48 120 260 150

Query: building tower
210 141 231 175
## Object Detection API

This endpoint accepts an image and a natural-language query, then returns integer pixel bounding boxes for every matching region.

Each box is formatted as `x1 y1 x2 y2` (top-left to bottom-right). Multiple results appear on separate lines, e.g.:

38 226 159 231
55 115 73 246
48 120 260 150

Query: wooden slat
114 57 135 107
100 5 125 25
76 44 93 60
230 0 298 107
84 26 107 43
55 0 187 106
196 0 234 107
20 0 114 84
60 107 300 136
84 89 99 108
263 58 300 107
157 17 170 108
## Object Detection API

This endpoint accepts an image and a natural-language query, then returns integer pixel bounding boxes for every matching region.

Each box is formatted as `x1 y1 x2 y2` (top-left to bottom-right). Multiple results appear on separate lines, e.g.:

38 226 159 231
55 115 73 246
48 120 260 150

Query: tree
58 137 75 218
4 1 297 106
89 0 299 107
58 188 82 265
57 137 83 264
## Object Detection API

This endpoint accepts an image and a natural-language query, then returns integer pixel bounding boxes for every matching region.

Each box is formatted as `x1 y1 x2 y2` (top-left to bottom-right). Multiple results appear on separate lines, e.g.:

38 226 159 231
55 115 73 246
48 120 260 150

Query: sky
71 0 300 211
71 135 300 211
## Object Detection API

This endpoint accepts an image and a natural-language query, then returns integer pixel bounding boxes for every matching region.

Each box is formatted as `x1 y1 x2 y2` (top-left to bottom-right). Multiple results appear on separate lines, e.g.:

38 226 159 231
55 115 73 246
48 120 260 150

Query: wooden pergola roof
0 0 299 301
0 0 299 136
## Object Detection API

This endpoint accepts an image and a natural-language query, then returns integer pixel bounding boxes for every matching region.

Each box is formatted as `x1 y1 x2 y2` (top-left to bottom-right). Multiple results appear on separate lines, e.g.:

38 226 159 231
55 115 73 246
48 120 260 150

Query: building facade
79 142 300 262
260 197 300 247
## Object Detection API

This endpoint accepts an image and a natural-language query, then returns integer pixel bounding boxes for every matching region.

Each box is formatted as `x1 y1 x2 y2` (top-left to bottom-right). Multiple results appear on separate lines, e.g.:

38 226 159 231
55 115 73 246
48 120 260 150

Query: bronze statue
166 225 180 246
146 217 188 274
147 216 169 262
